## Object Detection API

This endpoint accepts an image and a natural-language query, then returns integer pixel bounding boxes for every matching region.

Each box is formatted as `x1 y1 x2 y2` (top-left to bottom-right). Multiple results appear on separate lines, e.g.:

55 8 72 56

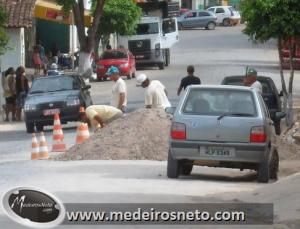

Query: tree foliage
98 0 142 36
0 5 9 55
241 0 300 43
241 0 300 126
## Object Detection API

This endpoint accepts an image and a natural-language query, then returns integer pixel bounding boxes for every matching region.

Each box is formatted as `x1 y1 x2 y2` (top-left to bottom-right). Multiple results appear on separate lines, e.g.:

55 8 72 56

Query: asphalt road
0 25 299 229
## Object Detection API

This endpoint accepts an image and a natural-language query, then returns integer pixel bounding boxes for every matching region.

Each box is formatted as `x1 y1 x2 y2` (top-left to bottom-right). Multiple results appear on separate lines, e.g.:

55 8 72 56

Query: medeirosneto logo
2 187 65 228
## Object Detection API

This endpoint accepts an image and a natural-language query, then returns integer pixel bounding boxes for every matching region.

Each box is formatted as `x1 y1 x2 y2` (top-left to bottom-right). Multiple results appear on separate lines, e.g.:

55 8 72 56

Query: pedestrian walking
107 66 127 113
33 46 42 74
136 73 171 109
2 67 16 121
244 68 262 94
37 41 46 73
177 65 201 96
15 66 29 121
51 42 60 64
79 105 123 131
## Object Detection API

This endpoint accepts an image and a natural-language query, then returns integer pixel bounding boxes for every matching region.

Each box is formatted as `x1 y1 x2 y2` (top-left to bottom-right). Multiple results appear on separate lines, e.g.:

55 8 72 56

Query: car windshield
30 76 77 94
136 23 159 35
229 7 237 12
182 89 257 116
101 51 127 59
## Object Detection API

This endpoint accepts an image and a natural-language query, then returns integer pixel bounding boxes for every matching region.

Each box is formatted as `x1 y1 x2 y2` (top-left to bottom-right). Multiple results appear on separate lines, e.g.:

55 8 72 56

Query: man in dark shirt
177 65 201 96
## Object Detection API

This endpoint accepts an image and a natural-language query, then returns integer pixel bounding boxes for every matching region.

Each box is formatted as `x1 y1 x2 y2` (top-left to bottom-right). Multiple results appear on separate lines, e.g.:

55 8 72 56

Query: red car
96 49 136 81
281 37 300 69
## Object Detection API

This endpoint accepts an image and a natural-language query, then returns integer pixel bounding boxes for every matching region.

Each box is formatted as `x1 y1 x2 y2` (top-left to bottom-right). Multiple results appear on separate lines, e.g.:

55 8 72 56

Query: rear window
182 89 257 116
224 78 272 94
101 51 127 59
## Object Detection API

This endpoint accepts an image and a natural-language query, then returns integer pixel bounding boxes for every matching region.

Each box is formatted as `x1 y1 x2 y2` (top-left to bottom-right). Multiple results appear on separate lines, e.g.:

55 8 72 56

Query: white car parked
207 6 241 26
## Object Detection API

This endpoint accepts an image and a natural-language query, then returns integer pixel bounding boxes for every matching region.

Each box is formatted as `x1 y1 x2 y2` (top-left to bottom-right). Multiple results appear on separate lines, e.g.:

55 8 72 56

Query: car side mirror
165 107 176 115
84 85 91 90
275 112 286 120
279 91 283 97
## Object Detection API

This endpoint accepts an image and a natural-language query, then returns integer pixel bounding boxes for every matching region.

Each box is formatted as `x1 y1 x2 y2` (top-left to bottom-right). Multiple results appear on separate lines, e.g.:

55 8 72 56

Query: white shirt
111 78 127 108
145 80 171 109
251 80 263 94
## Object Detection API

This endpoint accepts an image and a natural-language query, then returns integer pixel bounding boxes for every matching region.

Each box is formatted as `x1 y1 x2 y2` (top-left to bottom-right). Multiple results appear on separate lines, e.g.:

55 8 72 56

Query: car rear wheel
223 18 230 27
269 149 279 180
167 150 180 178
158 63 164 70
131 72 136 78
26 122 35 133
180 163 193 176
257 151 270 183
36 123 44 133
206 22 216 30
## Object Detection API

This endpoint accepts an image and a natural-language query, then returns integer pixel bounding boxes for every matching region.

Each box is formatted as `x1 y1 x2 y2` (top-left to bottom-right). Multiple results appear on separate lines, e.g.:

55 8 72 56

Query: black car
221 76 283 135
24 75 93 133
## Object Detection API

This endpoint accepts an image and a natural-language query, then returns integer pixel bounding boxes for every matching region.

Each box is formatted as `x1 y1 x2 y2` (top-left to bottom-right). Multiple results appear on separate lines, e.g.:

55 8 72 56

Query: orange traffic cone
52 113 67 152
76 122 89 144
38 132 49 159
31 133 39 160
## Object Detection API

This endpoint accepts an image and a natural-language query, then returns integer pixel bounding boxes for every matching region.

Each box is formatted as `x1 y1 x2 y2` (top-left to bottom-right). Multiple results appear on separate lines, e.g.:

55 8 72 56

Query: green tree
56 0 106 74
241 0 300 126
94 0 142 55
0 5 9 55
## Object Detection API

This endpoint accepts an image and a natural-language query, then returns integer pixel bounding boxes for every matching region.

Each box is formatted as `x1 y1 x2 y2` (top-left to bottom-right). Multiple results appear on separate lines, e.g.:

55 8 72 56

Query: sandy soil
56 108 171 161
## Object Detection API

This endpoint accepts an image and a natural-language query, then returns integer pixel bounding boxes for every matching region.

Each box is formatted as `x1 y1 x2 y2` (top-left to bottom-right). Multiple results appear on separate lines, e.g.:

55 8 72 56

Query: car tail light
250 126 266 143
171 122 186 140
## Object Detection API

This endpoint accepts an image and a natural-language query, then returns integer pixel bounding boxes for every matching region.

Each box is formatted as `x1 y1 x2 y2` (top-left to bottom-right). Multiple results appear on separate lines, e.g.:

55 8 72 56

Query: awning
34 0 92 27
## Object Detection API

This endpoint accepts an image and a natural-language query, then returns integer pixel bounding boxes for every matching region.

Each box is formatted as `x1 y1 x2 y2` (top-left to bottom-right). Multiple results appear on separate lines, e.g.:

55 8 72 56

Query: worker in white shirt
136 73 171 109
244 68 263 94
107 66 127 113
79 105 123 130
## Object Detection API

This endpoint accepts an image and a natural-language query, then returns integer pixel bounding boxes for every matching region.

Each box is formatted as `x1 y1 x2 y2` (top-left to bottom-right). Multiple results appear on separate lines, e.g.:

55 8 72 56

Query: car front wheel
206 22 216 30
274 120 281 135
26 122 35 133
167 150 180 178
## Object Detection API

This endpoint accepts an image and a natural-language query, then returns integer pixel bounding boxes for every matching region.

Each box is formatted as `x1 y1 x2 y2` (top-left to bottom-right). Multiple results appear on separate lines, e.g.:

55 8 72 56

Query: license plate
201 147 235 157
135 55 144 59
43 109 60 116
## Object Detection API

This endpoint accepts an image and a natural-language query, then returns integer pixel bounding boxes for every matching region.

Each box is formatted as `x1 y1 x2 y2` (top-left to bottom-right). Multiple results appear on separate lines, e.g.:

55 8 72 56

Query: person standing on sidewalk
136 73 171 109
3 67 16 121
107 66 127 113
15 66 29 121
177 65 201 96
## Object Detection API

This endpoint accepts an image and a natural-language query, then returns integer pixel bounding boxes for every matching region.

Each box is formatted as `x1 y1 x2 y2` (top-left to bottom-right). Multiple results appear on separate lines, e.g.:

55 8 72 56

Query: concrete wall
0 28 25 111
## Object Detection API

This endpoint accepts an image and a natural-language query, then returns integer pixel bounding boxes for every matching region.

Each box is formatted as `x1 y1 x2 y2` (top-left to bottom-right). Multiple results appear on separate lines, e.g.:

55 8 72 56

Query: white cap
51 63 58 70
136 74 147 84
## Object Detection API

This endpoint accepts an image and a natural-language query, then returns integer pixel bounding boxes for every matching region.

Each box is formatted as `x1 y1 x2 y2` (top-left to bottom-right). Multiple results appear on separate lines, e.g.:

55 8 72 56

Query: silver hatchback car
166 85 285 183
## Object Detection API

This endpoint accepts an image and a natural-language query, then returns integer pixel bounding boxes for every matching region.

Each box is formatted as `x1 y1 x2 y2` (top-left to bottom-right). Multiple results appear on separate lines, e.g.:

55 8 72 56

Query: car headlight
24 104 36 111
66 99 80 106
120 63 129 68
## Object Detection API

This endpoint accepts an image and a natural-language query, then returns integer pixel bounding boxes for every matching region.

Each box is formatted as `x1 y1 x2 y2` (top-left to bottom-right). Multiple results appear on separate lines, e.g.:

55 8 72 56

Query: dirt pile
56 108 171 161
